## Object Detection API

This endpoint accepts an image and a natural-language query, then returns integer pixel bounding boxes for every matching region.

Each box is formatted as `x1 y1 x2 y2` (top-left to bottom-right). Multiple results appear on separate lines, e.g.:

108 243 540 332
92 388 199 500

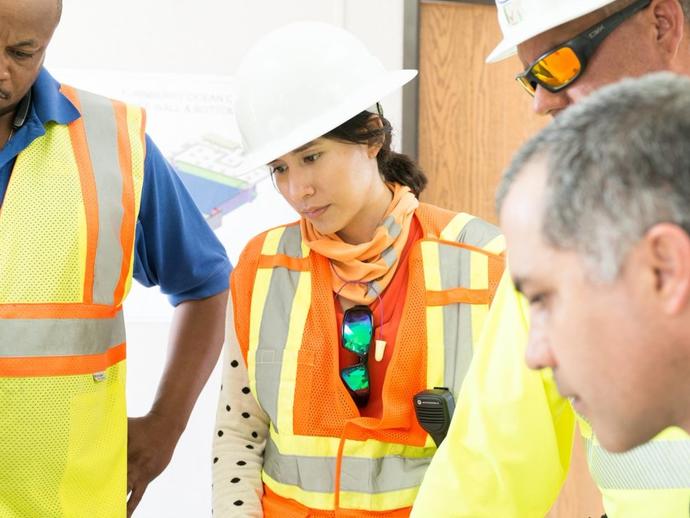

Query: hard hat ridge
233 21 417 175
487 0 617 63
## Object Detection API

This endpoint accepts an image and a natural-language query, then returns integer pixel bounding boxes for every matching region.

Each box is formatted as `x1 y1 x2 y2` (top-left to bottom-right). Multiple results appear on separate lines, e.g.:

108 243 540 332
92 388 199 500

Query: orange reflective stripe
258 254 311 271
0 342 126 377
112 101 136 305
232 233 267 363
488 254 505 304
61 85 99 304
426 287 492 306
0 304 119 319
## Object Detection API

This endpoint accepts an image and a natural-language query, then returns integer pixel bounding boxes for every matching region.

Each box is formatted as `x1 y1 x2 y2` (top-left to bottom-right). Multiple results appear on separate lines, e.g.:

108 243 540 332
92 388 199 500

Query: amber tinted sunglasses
516 0 651 96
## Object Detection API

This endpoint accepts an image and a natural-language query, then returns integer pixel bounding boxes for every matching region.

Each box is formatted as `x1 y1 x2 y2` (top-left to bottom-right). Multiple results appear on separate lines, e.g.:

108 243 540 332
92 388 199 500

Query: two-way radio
413 387 455 447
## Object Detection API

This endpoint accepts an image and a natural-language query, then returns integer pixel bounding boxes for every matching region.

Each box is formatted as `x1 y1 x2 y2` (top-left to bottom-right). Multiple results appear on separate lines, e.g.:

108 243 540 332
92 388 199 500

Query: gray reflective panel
366 281 383 300
277 225 305 258
254 267 303 431
587 438 690 489
381 246 397 268
0 312 125 356
443 303 473 394
382 216 402 239
77 89 124 305
263 437 431 494
437 244 473 389
456 218 501 248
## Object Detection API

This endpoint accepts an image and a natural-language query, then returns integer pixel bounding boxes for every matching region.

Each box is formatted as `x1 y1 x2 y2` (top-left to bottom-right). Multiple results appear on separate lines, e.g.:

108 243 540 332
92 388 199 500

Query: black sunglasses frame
340 305 373 407
516 0 652 95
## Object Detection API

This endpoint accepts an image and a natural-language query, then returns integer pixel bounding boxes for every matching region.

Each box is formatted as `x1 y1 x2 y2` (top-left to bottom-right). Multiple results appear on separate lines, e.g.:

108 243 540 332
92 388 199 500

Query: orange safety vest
0 86 145 518
232 203 505 517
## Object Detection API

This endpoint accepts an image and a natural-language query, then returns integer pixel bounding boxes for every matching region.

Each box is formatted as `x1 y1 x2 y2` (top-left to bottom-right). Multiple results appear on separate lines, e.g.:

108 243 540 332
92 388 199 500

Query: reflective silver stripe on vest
587 438 690 489
276 225 304 258
77 89 125 306
0 311 125 356
255 225 306 431
438 217 501 391
437 243 473 392
263 436 429 494
454 217 502 249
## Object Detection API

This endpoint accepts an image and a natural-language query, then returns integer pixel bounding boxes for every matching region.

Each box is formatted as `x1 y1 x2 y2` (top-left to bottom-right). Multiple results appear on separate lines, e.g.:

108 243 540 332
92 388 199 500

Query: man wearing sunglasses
489 0 690 116
412 1 690 517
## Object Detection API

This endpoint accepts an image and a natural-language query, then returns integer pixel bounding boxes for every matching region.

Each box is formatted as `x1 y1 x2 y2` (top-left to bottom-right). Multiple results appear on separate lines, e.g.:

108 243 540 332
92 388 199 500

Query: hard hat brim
485 0 615 64
232 68 418 177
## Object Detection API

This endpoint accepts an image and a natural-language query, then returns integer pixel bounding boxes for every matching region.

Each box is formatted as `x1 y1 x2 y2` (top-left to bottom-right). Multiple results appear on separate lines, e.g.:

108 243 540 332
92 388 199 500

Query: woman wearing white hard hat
212 21 507 517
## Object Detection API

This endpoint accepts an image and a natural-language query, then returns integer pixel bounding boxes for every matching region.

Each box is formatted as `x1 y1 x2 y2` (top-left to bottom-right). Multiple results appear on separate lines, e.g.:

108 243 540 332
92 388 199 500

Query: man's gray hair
497 72 690 280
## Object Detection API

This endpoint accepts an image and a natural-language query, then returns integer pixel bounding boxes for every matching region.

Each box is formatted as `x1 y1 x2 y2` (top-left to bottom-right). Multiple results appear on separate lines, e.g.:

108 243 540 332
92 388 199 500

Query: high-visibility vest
232 204 505 517
0 86 145 518
578 419 690 518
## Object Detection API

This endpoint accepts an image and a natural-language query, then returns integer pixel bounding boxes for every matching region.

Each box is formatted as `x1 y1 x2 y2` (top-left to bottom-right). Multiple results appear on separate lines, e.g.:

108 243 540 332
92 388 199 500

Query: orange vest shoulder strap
414 203 458 237
231 231 268 362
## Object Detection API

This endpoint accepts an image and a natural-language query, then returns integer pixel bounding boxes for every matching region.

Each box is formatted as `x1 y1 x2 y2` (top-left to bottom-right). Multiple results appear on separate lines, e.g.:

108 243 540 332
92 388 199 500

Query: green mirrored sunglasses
340 305 373 407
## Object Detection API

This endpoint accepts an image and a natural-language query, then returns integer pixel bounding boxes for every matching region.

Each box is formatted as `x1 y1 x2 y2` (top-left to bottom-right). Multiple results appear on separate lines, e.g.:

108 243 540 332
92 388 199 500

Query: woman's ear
366 114 384 158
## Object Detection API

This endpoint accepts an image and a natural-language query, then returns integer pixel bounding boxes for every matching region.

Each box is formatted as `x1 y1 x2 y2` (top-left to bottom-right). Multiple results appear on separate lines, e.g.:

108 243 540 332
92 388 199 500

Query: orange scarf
300 184 419 304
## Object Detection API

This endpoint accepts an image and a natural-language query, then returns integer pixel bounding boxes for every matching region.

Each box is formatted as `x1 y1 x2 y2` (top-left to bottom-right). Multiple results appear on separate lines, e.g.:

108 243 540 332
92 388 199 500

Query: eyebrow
269 140 321 166
291 140 319 154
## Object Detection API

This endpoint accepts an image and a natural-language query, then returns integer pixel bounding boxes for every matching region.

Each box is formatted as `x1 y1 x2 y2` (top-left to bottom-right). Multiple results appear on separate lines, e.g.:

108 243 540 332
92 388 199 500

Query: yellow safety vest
0 86 145 518
580 420 690 518
411 271 690 517
235 206 505 515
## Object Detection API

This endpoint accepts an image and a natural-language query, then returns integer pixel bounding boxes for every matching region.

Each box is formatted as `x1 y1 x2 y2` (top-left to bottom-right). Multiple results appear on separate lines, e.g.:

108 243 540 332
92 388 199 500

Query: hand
126 412 184 517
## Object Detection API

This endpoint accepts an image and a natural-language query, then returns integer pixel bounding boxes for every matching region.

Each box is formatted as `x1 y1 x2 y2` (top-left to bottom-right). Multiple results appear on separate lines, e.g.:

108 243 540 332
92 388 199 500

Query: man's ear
644 222 690 315
649 0 686 62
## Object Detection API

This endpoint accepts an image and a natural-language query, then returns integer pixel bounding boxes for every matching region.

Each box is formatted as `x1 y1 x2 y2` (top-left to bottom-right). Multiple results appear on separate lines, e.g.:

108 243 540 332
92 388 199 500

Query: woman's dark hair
323 108 428 197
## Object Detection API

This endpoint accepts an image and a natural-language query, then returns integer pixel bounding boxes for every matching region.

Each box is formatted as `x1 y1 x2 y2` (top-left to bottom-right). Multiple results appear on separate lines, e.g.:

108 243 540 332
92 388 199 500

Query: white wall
46 2 406 517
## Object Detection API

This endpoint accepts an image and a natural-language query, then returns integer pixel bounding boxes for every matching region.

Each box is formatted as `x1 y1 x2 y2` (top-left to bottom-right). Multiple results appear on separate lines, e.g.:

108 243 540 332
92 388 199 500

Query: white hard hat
234 21 417 174
486 0 616 63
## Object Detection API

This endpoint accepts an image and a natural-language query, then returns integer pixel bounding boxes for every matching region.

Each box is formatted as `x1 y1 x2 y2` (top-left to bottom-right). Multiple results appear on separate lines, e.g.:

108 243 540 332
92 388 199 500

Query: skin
499 158 690 451
0 0 59 145
517 0 690 116
268 130 391 246
0 1 229 514
126 290 227 516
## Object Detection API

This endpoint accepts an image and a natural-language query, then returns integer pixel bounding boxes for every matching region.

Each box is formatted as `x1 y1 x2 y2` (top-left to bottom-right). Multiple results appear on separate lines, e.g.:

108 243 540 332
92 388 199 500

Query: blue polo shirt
0 68 231 306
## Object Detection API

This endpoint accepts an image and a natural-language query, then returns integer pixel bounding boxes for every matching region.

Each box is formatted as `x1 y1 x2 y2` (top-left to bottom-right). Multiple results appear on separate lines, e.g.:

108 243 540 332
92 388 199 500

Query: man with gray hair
413 2 690 516
498 66 690 473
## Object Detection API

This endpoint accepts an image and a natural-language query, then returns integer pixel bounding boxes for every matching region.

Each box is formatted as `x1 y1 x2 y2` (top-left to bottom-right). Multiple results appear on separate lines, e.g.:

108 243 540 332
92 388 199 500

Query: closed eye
8 48 34 60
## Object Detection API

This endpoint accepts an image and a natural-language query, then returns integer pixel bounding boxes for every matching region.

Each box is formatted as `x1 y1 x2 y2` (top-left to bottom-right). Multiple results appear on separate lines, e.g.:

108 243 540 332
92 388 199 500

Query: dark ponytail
323 109 428 197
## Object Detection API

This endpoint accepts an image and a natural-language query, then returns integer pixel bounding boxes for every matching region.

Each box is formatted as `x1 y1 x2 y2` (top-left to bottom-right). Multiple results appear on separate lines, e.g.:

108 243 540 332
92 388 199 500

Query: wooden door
417 2 605 517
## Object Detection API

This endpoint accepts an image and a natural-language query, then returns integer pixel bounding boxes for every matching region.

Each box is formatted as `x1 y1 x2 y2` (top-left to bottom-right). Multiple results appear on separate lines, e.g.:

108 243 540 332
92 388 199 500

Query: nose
524 325 556 371
284 167 315 201
532 85 571 117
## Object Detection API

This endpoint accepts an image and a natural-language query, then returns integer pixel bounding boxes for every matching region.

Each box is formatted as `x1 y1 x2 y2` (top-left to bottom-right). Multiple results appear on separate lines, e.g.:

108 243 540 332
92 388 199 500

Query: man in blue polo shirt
0 0 231 516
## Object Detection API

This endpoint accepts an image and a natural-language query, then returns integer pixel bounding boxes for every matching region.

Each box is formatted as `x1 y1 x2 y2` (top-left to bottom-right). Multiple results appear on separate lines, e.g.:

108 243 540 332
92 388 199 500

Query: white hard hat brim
233 68 418 177
485 0 615 63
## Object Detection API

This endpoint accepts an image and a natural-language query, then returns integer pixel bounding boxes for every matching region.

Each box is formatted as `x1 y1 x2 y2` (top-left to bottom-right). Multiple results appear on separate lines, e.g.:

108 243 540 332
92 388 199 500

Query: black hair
323 109 428 197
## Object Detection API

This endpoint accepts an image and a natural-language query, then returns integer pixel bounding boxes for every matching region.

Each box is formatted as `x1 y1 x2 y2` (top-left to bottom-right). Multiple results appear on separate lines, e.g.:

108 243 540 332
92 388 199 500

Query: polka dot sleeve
212 297 269 517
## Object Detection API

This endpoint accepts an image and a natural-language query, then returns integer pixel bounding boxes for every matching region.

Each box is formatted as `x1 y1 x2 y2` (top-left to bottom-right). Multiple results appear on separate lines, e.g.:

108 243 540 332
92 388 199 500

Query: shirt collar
31 67 81 127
